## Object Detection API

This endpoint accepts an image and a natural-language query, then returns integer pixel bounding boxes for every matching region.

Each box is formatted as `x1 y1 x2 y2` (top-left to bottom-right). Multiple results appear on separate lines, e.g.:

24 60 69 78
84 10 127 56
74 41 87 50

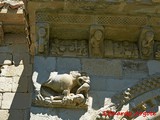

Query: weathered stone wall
0 34 32 120
30 56 160 120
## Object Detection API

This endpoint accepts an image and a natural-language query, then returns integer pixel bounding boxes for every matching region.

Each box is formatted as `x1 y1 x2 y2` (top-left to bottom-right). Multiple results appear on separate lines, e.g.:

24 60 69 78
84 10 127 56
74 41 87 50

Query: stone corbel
89 25 104 58
36 22 49 55
138 27 154 59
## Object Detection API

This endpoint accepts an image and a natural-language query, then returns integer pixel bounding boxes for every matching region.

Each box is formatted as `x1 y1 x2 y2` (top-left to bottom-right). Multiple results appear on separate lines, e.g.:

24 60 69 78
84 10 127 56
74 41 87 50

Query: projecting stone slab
30 107 86 120
82 59 122 78
34 56 56 83
147 60 160 75
57 57 81 73
1 93 31 109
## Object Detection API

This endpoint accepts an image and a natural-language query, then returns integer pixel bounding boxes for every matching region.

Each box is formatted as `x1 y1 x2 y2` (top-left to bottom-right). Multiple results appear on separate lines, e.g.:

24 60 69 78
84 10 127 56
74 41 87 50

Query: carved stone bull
38 71 90 100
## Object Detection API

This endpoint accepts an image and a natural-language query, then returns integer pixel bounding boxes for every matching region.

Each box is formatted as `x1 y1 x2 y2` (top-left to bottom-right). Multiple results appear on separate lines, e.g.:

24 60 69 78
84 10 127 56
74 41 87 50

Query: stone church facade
0 0 160 120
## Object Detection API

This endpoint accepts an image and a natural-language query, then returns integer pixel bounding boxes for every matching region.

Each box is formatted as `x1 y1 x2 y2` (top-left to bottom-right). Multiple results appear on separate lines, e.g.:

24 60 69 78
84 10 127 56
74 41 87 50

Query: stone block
89 91 115 110
11 44 29 53
23 64 33 76
30 112 62 120
0 77 12 92
1 65 24 77
5 34 27 44
8 109 25 120
1 93 31 109
122 60 148 79
13 52 30 66
82 59 122 78
30 107 85 120
105 79 138 92
27 76 33 93
89 76 107 91
147 60 160 75
0 45 12 53
57 57 81 73
0 110 9 120
12 76 29 93
0 93 2 107
34 56 56 83
0 53 13 65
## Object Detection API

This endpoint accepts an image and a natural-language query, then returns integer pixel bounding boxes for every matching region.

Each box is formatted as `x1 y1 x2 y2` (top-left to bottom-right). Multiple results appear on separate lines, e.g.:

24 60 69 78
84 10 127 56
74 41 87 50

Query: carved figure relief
36 23 49 54
138 27 154 59
105 40 138 59
32 71 90 108
90 26 104 57
51 39 88 57
155 43 160 59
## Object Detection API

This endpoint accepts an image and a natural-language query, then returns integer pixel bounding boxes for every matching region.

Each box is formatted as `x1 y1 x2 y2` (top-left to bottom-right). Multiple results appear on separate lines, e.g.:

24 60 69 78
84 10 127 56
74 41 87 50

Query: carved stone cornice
0 0 23 10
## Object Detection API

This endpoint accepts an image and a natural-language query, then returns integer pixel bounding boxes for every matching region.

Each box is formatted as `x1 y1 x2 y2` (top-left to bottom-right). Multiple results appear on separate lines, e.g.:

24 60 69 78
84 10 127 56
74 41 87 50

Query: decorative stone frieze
31 10 160 59
51 39 88 57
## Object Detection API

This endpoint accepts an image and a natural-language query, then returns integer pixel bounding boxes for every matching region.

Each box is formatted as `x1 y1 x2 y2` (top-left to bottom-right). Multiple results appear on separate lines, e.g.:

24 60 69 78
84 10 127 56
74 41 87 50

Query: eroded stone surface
147 60 160 75
57 58 81 73
82 59 122 78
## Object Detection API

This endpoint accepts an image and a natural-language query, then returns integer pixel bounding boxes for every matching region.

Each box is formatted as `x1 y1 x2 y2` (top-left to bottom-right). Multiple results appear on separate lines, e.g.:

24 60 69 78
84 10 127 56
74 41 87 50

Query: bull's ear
70 71 81 78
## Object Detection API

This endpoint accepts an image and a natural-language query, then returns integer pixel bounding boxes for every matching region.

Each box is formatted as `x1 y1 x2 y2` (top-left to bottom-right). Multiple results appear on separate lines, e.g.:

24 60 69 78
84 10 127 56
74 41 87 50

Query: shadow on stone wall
0 34 32 120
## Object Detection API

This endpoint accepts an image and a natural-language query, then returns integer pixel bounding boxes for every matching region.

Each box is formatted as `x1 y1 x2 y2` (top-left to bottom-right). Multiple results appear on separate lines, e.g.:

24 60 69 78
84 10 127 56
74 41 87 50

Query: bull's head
77 76 90 86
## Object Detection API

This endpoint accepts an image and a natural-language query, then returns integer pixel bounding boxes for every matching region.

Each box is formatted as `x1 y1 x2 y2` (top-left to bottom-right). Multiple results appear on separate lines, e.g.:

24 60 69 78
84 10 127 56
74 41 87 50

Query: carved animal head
77 76 90 86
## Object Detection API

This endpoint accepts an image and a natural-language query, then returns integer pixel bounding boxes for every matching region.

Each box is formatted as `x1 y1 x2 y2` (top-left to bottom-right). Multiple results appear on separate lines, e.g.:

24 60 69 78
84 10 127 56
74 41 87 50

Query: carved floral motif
51 39 88 57
105 40 138 59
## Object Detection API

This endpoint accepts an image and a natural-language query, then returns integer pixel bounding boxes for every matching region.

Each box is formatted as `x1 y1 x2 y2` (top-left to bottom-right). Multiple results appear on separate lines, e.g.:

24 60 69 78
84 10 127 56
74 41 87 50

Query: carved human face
145 31 154 41
94 30 103 41
38 28 46 37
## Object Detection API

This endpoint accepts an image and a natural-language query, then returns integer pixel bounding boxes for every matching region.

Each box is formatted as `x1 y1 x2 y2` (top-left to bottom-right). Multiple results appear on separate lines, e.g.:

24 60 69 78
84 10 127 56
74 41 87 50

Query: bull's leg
62 89 70 96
